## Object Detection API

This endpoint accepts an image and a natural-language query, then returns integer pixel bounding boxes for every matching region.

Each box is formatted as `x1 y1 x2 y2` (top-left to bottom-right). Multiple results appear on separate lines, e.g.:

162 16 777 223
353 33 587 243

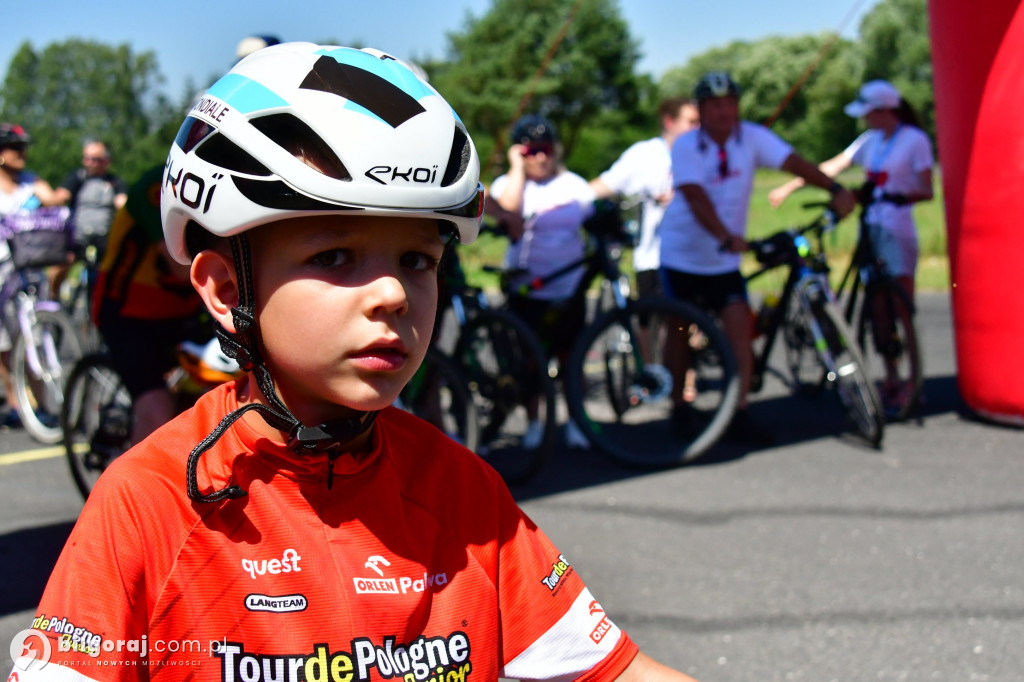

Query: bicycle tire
782 299 827 393
11 307 86 444
565 297 740 468
806 296 885 446
854 279 923 421
453 307 556 484
61 354 134 499
398 346 479 452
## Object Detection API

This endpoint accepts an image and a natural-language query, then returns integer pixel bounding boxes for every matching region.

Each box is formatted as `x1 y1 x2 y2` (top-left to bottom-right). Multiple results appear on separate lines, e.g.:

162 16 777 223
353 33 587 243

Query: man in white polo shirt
659 71 857 444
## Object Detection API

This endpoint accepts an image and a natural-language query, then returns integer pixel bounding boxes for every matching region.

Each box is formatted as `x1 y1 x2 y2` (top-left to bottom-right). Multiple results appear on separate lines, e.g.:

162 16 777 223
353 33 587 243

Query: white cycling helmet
162 42 482 264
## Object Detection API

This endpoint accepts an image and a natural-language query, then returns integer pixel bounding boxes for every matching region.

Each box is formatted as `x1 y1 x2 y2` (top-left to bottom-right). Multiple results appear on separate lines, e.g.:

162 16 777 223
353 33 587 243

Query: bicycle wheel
855 279 922 421
565 297 739 468
782 298 827 393
805 295 885 446
397 346 479 451
62 354 134 499
11 307 86 444
454 307 556 484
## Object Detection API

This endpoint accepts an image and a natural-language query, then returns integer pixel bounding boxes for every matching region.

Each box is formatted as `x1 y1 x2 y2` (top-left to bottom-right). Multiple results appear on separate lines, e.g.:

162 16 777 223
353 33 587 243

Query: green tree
0 39 181 185
857 0 933 139
430 0 648 180
659 34 859 160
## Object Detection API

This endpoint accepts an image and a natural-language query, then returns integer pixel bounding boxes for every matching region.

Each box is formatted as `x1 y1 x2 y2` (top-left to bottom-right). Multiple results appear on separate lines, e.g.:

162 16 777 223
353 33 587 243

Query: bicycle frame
746 214 837 389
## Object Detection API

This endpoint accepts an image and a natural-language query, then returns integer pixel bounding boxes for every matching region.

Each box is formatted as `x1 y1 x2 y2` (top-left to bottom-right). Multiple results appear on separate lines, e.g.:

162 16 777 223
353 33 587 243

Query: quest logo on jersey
241 548 301 580
213 632 472 682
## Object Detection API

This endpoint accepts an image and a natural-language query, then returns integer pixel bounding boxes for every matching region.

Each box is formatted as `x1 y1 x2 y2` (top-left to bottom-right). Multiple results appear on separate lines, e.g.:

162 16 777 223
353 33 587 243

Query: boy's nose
365 275 409 316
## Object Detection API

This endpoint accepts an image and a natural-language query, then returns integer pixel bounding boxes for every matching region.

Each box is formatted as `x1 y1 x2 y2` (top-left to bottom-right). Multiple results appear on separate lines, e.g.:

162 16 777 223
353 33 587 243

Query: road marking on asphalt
0 446 65 466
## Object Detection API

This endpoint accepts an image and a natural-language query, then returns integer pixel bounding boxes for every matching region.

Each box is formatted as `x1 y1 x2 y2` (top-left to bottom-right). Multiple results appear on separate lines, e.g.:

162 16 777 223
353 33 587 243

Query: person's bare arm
34 178 64 207
52 186 72 205
768 150 851 208
678 183 745 253
614 652 700 681
589 177 615 199
114 192 128 210
780 153 857 219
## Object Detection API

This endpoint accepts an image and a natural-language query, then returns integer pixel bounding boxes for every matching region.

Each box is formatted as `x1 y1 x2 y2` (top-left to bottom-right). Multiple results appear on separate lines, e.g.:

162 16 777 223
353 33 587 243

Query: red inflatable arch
930 0 1024 424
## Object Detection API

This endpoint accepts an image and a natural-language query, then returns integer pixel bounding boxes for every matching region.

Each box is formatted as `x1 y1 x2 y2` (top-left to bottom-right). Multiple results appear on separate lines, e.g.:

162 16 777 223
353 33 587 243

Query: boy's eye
311 249 351 268
401 251 440 272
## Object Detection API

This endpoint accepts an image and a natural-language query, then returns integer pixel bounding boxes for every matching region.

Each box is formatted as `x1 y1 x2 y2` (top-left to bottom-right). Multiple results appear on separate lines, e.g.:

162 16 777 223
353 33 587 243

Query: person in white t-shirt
491 114 596 449
659 72 857 445
769 79 934 303
590 97 700 298
768 79 934 411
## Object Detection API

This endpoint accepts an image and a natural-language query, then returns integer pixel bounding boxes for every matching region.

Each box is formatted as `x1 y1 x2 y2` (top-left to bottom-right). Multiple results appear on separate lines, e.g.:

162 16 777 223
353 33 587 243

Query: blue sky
6 0 880 99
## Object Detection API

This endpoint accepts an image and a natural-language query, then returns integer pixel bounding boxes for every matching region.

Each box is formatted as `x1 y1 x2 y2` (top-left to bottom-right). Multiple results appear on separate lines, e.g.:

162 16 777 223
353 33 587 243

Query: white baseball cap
844 80 902 118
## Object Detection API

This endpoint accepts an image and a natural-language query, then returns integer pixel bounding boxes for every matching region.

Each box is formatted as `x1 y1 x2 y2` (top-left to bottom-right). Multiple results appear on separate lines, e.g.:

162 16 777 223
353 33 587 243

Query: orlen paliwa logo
9 629 51 673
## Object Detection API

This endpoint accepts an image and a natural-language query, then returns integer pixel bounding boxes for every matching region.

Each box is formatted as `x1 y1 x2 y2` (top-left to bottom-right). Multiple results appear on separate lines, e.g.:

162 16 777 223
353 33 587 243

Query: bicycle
439 247 558 484
832 199 923 421
500 199 739 468
396 346 480 453
1 207 86 444
56 241 104 351
62 338 242 499
64 338 478 500
746 207 885 446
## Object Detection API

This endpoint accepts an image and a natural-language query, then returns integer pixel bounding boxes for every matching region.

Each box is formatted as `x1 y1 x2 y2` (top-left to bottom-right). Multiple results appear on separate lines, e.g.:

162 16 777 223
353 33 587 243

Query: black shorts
505 293 586 360
660 268 748 312
635 269 663 299
96 302 210 399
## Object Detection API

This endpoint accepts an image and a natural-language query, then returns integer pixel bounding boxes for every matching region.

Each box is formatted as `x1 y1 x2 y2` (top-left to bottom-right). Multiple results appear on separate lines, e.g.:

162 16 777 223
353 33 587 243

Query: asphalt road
2 292 1022 681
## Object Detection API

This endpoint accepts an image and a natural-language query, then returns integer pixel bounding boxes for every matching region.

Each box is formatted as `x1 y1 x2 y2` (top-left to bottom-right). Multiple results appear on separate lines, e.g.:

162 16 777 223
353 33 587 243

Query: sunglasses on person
2 143 28 154
522 143 553 157
83 155 109 163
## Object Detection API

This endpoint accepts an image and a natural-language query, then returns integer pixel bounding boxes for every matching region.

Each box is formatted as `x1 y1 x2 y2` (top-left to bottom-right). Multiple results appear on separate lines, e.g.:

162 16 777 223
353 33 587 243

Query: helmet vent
174 116 215 154
232 176 362 211
251 113 351 181
196 132 272 176
299 56 426 129
440 126 470 188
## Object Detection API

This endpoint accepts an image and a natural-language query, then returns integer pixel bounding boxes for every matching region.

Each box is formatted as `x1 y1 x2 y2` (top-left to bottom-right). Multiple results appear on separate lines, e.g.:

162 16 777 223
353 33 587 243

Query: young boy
10 44 696 681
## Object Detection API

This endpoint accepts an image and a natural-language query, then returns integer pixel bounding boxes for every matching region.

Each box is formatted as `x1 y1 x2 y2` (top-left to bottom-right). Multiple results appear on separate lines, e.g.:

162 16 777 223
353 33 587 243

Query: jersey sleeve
909 129 935 173
844 130 874 167
671 133 705 189
599 143 643 195
8 474 149 682
748 123 794 169
494 482 638 680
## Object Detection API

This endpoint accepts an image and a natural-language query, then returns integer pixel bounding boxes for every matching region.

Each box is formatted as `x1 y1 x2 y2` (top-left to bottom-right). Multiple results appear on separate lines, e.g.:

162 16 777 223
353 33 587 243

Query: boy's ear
191 250 240 333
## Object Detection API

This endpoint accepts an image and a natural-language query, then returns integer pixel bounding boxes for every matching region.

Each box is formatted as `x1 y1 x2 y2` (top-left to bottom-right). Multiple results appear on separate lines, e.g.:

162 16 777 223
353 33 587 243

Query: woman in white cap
768 79 934 414
768 80 934 303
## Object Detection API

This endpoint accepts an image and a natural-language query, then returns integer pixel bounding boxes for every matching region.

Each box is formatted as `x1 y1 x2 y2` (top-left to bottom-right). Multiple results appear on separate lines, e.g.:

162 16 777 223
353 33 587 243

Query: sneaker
725 408 775 446
1 408 22 430
521 419 545 450
564 419 590 450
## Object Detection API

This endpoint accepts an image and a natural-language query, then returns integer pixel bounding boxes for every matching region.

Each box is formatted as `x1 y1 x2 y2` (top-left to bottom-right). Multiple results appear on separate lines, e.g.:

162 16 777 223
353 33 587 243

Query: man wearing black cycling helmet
659 71 857 445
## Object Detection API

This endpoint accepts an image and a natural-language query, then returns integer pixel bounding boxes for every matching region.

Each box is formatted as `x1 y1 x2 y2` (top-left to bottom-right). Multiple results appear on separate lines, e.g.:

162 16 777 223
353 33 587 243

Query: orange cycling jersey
10 382 637 681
